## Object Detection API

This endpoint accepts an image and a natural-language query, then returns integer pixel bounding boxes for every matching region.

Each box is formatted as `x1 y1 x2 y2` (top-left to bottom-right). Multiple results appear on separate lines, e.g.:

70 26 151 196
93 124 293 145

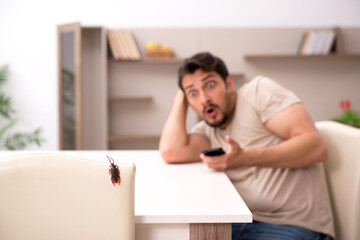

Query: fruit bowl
145 42 174 58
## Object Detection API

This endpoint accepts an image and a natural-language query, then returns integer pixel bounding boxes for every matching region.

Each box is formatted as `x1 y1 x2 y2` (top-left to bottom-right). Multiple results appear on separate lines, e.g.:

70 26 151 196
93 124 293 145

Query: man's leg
232 221 331 240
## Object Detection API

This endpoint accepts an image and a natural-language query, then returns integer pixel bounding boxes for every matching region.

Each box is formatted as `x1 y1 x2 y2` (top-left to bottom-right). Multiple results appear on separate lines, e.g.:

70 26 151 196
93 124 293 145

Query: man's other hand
200 135 245 171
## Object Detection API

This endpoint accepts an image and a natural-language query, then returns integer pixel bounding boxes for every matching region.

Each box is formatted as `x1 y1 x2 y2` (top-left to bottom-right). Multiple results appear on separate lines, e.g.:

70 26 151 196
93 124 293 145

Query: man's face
182 69 236 128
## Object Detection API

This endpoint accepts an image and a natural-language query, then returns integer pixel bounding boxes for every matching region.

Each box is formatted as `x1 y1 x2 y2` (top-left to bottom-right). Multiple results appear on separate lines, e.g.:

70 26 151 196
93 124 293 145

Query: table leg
189 223 231 240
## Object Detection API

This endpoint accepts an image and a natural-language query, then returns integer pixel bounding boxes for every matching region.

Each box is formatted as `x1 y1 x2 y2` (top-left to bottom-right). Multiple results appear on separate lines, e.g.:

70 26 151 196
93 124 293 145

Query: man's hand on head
174 90 188 108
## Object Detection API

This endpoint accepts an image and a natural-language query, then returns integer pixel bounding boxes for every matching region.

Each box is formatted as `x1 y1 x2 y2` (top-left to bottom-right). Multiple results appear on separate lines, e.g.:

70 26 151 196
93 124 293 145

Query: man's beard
203 103 229 128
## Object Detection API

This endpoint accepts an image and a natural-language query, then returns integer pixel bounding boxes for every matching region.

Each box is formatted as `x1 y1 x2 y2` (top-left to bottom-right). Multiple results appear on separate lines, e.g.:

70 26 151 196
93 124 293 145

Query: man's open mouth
204 105 218 118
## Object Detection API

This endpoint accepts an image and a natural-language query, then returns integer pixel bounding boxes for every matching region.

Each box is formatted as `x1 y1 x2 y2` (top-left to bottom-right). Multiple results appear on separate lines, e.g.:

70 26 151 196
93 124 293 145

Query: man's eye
206 82 215 88
188 90 197 97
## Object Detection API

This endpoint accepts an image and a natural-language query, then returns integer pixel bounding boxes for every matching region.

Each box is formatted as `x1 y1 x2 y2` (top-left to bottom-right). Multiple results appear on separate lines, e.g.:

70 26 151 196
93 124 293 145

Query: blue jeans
232 221 331 240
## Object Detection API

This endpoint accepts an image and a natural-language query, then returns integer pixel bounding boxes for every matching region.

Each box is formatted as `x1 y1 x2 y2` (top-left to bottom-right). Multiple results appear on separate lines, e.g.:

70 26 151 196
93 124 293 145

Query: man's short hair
177 52 229 91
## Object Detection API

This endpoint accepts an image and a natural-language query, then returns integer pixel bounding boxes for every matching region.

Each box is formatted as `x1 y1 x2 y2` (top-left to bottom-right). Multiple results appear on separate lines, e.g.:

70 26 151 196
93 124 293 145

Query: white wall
0 0 360 150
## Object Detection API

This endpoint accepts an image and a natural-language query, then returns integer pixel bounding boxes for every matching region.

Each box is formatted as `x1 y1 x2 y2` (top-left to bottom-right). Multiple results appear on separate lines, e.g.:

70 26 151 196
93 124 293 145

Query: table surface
0 150 252 224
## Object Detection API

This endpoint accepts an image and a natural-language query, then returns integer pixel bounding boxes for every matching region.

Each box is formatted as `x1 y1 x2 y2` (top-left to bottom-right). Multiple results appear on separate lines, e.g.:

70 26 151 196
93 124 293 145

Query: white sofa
316 121 360 240
0 153 135 240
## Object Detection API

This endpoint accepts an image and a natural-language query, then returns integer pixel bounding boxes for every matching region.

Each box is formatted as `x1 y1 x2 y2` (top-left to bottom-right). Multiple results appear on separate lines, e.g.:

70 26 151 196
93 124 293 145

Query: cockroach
107 155 121 186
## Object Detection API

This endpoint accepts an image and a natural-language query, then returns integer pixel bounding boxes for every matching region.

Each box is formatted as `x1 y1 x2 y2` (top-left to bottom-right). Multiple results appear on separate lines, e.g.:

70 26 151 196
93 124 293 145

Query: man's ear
225 75 235 93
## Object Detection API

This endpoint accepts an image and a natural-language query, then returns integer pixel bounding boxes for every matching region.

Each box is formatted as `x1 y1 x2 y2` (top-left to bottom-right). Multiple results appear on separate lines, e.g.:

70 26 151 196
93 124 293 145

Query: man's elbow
316 136 328 163
159 147 178 164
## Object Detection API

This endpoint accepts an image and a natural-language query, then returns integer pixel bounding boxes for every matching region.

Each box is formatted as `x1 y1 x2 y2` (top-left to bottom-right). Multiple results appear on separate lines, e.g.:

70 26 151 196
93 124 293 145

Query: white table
1 150 252 240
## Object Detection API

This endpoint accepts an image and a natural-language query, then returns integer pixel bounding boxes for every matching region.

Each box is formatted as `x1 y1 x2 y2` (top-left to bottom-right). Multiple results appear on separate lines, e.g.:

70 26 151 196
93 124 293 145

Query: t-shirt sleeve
252 76 301 123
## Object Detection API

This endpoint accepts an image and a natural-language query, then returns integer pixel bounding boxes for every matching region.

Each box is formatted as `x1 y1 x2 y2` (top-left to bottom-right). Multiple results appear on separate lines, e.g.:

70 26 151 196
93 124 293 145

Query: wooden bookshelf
108 54 181 149
141 58 183 64
108 58 183 64
58 24 108 150
244 27 360 61
244 54 360 60
108 96 153 102
58 25 360 150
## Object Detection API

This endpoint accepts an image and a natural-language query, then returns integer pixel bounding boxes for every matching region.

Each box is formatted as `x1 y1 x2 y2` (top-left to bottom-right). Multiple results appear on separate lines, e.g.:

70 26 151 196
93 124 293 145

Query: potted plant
0 65 45 149
334 98 360 128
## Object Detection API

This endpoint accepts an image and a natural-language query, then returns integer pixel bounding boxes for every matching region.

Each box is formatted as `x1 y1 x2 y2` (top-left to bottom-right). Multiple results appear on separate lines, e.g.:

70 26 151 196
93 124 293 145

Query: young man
159 52 334 239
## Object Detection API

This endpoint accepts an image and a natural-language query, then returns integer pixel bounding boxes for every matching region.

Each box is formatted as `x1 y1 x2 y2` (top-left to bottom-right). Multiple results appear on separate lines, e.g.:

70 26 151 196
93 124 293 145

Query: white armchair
0 153 135 240
316 121 360 240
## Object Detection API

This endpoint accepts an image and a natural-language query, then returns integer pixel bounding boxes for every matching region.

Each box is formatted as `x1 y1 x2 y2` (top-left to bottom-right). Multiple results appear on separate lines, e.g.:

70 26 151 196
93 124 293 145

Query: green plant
334 98 360 128
0 65 45 149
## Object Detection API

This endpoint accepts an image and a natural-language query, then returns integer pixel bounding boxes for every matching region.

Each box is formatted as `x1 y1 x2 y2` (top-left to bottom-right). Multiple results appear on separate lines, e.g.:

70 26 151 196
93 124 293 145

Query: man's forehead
182 71 218 90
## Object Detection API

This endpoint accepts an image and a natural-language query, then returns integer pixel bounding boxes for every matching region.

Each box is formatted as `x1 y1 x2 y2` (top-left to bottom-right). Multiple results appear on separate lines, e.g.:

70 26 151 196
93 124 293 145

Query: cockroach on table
107 155 121 186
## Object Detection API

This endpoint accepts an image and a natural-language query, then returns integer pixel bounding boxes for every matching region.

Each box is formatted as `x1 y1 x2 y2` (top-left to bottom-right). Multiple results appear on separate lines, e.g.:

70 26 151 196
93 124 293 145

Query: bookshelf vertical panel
58 23 83 150
81 27 108 150
58 24 108 150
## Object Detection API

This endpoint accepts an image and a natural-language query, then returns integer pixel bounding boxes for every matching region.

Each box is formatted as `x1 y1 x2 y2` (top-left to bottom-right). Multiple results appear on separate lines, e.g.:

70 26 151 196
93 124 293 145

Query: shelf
141 58 183 63
108 135 160 142
244 54 360 60
230 73 245 78
109 96 153 102
109 58 183 64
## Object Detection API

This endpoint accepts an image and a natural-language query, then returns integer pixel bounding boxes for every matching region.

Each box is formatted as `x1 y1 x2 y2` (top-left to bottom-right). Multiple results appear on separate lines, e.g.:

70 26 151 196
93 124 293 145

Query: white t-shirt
191 75 335 237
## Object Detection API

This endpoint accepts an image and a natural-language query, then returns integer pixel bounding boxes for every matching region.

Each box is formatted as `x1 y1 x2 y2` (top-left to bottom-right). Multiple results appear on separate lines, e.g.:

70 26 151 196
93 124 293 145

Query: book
298 29 337 55
107 29 142 60
117 31 129 59
299 31 310 55
107 30 121 60
312 30 324 55
123 31 141 60
304 30 316 55
297 33 306 54
323 30 336 54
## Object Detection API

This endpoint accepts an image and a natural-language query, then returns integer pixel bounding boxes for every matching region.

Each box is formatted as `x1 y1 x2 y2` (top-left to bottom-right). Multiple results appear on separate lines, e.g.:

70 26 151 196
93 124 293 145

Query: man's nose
200 92 211 105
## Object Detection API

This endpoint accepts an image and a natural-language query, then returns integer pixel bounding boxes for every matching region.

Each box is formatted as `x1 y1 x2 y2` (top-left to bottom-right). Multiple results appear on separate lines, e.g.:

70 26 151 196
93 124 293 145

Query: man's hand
173 90 188 109
159 90 211 163
200 135 245 171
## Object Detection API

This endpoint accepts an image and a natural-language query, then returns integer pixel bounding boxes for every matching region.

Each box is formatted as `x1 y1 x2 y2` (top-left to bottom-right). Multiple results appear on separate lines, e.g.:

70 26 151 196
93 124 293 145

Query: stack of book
107 30 142 61
298 29 336 55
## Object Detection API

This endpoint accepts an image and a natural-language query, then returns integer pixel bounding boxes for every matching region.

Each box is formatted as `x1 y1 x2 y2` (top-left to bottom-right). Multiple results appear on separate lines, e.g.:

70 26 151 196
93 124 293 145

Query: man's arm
201 103 328 170
159 90 211 163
